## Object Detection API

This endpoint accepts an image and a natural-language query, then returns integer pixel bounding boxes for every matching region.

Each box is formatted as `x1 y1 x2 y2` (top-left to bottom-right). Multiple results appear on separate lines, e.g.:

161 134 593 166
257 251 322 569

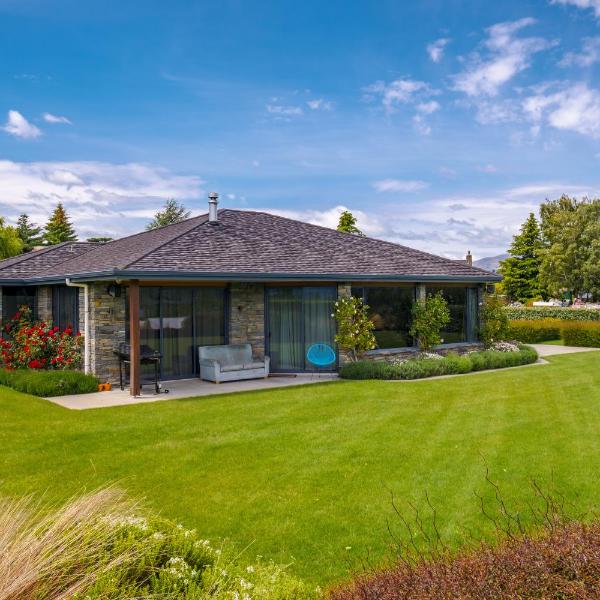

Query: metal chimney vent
208 192 219 224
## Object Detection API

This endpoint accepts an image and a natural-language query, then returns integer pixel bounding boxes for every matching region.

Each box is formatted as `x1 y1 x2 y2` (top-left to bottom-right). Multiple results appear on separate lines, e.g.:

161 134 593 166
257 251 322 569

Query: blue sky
2 0 600 257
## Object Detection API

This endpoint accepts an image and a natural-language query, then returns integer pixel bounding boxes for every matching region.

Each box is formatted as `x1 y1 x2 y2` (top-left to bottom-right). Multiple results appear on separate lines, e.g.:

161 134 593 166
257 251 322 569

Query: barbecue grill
114 342 169 394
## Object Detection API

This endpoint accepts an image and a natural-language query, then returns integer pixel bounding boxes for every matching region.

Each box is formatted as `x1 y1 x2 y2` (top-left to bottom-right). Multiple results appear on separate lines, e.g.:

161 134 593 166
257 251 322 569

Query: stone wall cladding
89 283 127 383
229 283 265 359
36 286 53 323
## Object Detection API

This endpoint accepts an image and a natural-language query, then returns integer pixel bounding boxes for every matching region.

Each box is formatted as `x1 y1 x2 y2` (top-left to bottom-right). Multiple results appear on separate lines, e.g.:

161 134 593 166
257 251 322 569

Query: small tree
87 236 113 243
409 292 450 351
479 294 509 346
16 213 43 251
146 199 190 230
0 217 24 259
337 210 363 236
44 203 77 245
333 296 376 361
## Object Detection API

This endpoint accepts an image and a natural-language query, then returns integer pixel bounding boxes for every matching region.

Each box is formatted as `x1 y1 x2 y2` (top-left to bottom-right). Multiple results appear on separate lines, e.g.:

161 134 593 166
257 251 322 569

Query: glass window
52 286 79 331
351 286 415 349
2 286 36 327
426 287 478 343
194 287 226 347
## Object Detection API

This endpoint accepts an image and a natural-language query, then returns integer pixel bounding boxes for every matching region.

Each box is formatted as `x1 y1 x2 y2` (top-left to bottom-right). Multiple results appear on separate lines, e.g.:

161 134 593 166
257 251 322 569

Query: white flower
246 565 255 573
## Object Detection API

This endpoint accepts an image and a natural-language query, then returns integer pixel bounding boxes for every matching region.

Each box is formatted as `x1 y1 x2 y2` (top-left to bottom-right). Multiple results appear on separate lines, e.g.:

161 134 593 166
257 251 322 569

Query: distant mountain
474 253 508 273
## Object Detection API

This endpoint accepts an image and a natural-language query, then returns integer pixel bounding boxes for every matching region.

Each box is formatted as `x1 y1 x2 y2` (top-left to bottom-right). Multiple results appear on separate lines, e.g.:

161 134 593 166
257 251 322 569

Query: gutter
65 278 90 375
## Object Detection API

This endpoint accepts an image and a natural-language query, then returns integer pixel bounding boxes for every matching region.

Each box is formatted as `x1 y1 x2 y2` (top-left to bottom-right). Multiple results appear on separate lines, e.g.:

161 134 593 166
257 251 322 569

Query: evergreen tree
337 210 363 235
146 199 190 230
43 203 78 245
87 236 113 243
16 213 43 251
0 217 24 259
499 213 545 302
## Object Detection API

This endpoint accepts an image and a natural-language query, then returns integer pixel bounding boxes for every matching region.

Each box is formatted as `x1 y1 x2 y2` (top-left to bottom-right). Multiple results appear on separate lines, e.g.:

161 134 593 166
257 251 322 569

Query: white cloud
306 98 333 110
0 160 204 239
266 104 303 117
372 179 429 192
478 163 498 173
551 0 600 17
42 112 72 124
427 38 450 63
523 81 600 138
2 110 42 139
559 37 600 67
452 18 555 97
416 100 440 114
363 78 434 112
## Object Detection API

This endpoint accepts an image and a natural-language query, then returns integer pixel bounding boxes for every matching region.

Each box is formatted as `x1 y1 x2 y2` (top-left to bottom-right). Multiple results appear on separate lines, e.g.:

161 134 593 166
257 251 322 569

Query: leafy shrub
333 296 376 361
0 369 98 396
504 306 600 321
339 346 538 380
409 293 451 351
480 295 510 346
507 319 562 343
560 321 600 347
0 488 318 600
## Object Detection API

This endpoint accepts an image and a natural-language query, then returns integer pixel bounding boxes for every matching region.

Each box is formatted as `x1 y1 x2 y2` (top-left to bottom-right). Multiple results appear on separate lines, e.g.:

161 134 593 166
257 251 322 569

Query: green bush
0 369 99 396
507 319 562 343
339 346 538 380
480 295 510 345
504 307 600 321
560 321 600 347
409 292 451 351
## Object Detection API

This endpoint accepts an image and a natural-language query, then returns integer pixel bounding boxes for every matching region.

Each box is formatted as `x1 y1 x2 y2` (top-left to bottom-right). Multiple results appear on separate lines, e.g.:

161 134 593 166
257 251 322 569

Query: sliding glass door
267 286 336 372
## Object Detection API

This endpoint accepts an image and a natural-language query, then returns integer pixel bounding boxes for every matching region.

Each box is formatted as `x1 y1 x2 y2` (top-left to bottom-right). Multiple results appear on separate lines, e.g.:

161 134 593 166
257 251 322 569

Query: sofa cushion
198 343 252 366
220 363 246 373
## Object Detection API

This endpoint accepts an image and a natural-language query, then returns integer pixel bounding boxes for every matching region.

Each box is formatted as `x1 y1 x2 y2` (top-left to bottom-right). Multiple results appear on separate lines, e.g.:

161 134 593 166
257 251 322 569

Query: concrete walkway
48 374 339 410
529 343 600 357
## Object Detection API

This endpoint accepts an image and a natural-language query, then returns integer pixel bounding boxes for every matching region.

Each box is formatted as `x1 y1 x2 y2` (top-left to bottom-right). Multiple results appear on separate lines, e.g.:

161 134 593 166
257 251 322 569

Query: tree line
500 195 600 303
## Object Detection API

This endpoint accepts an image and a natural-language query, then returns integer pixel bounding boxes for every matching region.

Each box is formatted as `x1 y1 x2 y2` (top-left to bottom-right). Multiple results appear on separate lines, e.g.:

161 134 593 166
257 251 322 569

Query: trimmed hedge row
340 347 538 380
504 307 600 321
0 369 99 397
508 319 600 347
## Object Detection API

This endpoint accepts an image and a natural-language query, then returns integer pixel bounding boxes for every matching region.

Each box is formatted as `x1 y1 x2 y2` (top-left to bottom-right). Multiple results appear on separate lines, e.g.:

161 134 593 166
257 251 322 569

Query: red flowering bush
0 305 82 370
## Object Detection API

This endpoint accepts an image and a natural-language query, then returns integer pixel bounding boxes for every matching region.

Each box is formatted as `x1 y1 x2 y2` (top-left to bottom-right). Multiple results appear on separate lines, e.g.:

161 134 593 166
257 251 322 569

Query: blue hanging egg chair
306 343 336 374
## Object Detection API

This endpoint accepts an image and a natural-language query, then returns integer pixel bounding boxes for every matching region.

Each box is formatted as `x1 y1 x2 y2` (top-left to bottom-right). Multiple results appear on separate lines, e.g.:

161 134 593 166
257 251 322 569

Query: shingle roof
0 210 500 283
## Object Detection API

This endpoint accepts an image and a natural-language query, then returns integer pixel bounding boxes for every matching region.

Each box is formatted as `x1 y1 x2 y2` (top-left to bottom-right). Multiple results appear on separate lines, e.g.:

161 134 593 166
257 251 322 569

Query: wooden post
128 281 141 396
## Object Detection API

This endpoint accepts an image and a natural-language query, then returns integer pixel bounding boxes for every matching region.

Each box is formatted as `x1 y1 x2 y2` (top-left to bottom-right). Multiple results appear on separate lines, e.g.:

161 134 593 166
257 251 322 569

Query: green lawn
2 352 600 586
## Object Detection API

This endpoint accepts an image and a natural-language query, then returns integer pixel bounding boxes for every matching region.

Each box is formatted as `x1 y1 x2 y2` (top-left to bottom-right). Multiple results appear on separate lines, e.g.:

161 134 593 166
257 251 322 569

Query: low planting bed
0 368 99 397
340 344 538 380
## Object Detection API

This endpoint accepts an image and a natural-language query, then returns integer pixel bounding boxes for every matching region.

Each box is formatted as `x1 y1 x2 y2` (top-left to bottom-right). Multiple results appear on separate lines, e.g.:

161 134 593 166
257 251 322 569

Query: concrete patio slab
46 374 339 410
529 344 600 357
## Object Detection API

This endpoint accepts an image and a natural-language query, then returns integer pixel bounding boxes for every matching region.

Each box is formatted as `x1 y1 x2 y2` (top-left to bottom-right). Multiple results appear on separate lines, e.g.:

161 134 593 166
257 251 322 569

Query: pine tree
0 217 24 259
499 213 545 302
43 203 78 245
337 210 363 235
16 213 43 251
146 199 190 230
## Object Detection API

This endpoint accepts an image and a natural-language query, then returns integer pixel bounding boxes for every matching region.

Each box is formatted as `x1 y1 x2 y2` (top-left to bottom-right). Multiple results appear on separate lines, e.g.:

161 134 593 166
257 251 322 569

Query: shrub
479 295 509 346
0 369 98 396
333 296 376 361
0 488 318 600
409 293 450 351
503 306 600 321
507 318 562 343
561 321 600 347
339 346 538 380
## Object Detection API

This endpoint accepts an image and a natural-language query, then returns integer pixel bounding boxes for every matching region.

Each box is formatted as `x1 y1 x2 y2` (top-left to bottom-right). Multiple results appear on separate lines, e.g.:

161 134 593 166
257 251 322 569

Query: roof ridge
219 209 492 276
120 213 210 269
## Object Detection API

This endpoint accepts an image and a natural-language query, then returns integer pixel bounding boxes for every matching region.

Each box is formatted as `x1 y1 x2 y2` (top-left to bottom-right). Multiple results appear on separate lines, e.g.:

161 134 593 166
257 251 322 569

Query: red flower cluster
0 305 83 371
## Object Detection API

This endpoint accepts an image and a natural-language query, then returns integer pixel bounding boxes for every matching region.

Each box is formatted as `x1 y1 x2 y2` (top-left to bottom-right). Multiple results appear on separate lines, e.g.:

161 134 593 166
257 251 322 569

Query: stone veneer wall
36 286 53 323
228 283 265 358
88 283 127 383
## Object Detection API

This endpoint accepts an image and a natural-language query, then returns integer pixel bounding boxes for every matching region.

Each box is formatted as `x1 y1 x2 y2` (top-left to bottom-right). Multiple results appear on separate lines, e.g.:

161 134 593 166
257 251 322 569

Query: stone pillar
336 282 353 366
416 283 426 301
36 286 53 323
88 283 127 383
229 283 265 358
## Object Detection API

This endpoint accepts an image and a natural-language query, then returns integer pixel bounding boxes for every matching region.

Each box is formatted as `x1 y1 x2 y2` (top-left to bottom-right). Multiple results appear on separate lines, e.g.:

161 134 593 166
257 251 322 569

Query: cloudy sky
2 0 600 258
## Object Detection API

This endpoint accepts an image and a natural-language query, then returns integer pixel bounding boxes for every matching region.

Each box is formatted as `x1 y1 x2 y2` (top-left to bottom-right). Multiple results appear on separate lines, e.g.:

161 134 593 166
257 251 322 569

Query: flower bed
339 345 538 380
0 368 99 397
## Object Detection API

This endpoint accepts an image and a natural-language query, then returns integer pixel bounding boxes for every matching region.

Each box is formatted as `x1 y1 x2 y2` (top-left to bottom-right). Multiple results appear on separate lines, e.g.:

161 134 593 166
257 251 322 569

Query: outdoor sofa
198 343 270 383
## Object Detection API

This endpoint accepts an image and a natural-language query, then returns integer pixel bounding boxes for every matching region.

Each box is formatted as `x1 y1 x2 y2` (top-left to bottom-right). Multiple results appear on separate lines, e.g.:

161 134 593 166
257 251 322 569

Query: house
0 195 500 394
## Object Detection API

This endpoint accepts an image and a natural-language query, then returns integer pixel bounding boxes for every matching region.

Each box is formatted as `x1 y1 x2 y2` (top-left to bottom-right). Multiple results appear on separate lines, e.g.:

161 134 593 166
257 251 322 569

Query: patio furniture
306 343 336 376
114 342 169 394
198 343 270 383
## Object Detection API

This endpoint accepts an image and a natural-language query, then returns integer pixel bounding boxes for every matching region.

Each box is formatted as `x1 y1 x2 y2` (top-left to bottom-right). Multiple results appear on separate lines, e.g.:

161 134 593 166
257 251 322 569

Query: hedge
0 369 99 397
503 307 600 321
507 319 562 343
339 346 538 380
561 321 600 347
